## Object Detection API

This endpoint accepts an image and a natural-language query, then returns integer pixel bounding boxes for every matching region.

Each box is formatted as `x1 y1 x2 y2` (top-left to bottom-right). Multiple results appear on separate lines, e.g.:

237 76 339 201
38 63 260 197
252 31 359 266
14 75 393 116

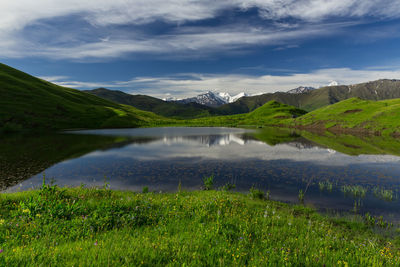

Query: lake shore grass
1 184 400 266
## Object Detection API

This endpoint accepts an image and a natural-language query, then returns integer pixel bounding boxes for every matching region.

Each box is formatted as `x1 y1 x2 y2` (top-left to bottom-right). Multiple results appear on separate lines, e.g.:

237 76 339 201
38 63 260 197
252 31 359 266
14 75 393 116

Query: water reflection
2 127 400 220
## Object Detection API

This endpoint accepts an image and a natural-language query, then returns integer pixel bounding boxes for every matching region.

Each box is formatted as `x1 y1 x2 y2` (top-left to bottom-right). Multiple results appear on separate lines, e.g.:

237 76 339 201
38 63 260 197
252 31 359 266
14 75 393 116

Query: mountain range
84 88 215 119
3 61 400 135
169 91 251 107
215 79 400 114
286 86 315 94
86 79 400 118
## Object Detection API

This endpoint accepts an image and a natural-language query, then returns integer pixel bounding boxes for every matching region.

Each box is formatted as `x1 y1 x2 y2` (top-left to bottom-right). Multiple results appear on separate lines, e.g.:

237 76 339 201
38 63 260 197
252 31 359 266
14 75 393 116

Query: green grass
1 184 400 266
289 97 400 135
341 185 368 198
319 181 334 192
373 187 396 202
0 63 174 132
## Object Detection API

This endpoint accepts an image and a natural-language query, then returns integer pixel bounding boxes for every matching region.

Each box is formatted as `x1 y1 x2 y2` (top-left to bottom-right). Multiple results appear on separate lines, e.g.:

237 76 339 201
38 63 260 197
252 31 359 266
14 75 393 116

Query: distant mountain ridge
84 88 215 119
170 91 251 107
86 79 400 118
217 79 400 114
286 86 315 94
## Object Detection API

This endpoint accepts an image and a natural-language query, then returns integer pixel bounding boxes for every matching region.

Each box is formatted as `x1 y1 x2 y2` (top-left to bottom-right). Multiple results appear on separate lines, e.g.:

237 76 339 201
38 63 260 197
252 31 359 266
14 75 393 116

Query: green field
0 184 399 266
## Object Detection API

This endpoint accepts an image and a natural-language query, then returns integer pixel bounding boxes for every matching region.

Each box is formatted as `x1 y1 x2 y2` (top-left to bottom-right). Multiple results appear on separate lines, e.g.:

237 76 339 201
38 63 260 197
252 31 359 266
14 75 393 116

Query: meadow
0 181 399 266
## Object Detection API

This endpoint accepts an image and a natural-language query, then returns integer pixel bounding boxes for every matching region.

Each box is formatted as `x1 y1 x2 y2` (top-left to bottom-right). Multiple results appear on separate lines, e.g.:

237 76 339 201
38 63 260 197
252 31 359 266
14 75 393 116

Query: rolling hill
185 100 307 127
0 63 173 132
289 97 400 135
84 88 215 119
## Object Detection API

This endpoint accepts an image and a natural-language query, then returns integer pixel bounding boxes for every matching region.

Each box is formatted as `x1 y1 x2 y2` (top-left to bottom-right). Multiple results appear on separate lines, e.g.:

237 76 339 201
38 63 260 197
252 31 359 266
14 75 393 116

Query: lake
2 127 400 220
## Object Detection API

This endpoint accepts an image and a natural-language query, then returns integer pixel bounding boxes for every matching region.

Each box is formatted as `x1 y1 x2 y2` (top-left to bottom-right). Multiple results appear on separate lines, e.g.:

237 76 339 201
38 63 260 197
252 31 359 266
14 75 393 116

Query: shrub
249 186 264 199
202 175 214 190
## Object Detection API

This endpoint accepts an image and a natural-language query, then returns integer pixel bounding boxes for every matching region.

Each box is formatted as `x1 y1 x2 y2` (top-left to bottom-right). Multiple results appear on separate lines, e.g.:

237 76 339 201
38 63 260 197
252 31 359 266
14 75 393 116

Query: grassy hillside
217 79 400 114
288 98 400 135
1 187 398 266
185 101 307 127
85 88 215 119
0 63 173 132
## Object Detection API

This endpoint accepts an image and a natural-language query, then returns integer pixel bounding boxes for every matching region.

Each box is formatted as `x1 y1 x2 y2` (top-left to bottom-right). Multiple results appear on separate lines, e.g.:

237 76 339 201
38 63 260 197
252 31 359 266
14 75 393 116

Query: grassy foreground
1 184 399 266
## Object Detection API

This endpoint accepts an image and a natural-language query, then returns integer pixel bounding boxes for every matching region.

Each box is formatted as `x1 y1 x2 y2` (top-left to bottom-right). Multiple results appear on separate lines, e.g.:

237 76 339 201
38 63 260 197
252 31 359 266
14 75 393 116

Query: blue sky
2 0 400 99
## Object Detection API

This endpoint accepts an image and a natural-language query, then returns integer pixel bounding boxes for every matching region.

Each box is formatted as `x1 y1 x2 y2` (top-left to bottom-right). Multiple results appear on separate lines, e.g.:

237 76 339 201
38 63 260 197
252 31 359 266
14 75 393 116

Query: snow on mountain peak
217 92 249 103
166 91 253 107
328 81 339 86
286 86 315 94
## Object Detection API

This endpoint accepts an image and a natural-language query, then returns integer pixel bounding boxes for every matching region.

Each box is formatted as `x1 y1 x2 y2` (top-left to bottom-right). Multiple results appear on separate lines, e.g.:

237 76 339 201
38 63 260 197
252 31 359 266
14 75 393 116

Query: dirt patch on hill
343 143 361 149
274 115 291 119
343 109 363 114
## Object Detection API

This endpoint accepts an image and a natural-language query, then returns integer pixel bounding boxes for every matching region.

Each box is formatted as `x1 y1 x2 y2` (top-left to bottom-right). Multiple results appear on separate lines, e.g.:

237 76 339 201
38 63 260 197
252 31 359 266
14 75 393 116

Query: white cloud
26 23 339 60
1 1 400 60
1 1 399 32
45 67 400 99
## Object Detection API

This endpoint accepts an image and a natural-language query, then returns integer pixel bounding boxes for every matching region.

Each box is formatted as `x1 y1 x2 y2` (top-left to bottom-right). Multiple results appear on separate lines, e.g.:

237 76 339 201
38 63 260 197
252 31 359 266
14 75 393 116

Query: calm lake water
2 127 400 220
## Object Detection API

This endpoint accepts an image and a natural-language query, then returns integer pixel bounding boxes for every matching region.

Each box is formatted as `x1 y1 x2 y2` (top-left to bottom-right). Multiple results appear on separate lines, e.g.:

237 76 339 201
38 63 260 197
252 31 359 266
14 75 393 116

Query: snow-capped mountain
328 81 339 86
217 92 249 103
163 96 178 101
286 86 315 94
169 91 251 107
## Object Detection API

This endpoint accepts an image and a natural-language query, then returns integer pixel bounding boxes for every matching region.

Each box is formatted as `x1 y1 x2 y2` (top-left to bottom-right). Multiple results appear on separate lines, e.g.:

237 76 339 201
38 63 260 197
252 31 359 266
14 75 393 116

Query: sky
2 0 400 99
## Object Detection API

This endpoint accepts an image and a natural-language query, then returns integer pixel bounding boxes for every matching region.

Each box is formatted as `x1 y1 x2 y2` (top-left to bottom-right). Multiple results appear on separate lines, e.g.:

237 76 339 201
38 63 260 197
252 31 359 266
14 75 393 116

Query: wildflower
22 208 30 213
0 219 4 225
94 240 98 246
0 249 3 253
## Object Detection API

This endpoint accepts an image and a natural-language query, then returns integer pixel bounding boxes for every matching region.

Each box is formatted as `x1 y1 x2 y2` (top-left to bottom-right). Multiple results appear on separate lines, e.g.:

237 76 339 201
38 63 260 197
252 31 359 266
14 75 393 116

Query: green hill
185 100 307 127
289 97 400 135
85 88 214 119
217 79 400 114
0 63 173 132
